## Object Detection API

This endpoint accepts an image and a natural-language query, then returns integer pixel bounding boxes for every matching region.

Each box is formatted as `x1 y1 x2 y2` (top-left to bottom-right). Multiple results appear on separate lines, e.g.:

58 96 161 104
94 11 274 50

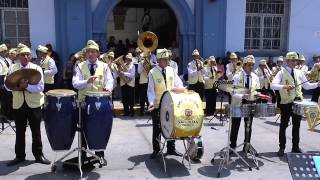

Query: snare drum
44 89 77 151
255 103 276 117
293 100 318 116
224 104 248 118
160 90 204 139
83 91 113 150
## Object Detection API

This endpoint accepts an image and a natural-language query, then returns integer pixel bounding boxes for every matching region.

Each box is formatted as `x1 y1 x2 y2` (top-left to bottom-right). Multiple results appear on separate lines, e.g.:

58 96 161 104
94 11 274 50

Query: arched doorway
92 0 195 73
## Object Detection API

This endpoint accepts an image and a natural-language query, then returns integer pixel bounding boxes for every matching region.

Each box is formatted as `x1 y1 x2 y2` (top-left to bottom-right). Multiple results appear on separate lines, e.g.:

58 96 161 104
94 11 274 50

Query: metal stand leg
212 117 252 177
0 118 15 134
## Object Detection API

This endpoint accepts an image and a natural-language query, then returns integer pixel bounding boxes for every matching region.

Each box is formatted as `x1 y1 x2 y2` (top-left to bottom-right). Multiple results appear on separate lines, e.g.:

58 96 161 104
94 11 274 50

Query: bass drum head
160 91 174 139
46 89 76 97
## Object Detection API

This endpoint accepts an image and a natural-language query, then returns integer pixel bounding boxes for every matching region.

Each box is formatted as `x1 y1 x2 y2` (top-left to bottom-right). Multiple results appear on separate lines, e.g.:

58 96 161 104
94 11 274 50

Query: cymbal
218 84 249 94
5 69 41 91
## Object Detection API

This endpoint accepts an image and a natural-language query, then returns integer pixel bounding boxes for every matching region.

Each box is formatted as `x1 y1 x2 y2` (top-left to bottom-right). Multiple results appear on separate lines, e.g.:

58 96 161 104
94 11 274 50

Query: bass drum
187 136 204 161
160 90 204 139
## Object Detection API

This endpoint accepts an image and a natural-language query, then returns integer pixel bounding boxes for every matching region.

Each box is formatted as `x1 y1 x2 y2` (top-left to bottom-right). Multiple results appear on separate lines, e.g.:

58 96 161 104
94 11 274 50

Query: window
0 0 29 46
245 0 289 52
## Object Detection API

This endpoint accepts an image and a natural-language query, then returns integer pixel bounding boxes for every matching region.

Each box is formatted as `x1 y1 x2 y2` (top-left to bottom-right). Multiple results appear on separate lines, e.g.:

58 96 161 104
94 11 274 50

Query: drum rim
85 91 110 97
46 89 76 97
159 90 171 139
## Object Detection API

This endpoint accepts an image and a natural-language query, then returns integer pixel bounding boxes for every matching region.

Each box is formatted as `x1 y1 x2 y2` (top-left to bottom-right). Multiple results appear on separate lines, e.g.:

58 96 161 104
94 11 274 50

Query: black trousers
204 88 217 116
121 84 134 115
44 83 55 93
13 102 43 159
152 109 175 152
0 89 13 120
279 103 301 150
188 82 204 100
275 90 281 108
311 87 320 102
139 83 149 114
230 116 253 148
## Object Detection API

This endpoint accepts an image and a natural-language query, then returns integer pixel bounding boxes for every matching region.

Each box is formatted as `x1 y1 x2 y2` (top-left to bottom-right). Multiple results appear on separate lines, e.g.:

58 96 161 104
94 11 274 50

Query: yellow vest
150 66 174 108
120 63 135 87
255 68 269 89
188 60 204 84
12 63 44 109
204 66 215 89
0 59 8 75
226 63 235 80
231 71 259 105
279 68 303 104
78 61 106 102
139 61 148 84
41 56 55 84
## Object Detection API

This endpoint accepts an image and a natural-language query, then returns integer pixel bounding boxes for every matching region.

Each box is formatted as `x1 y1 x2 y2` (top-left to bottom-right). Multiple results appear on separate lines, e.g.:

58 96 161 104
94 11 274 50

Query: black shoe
277 148 285 157
291 148 303 153
100 158 107 166
35 155 51 165
150 151 159 159
167 150 183 156
6 157 25 166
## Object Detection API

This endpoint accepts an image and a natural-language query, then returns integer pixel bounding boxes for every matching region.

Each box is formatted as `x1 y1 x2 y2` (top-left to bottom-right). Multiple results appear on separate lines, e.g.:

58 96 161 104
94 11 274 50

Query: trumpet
113 55 131 83
263 65 273 84
232 60 242 74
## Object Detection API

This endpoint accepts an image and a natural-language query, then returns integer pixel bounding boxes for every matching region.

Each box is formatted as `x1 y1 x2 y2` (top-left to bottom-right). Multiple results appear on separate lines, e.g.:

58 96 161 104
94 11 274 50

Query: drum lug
87 105 90 115
56 102 62 112
95 102 101 111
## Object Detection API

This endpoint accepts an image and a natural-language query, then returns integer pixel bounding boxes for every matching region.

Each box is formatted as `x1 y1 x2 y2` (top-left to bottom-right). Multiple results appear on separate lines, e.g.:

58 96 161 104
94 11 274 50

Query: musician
272 56 284 106
254 59 276 103
8 48 17 63
0 43 12 67
271 52 320 156
226 52 241 81
116 53 136 116
137 52 150 115
229 55 260 153
5 44 50 166
148 48 184 159
296 55 308 75
309 58 320 102
203 56 217 117
36 45 58 92
73 40 113 165
168 49 178 74
188 49 204 100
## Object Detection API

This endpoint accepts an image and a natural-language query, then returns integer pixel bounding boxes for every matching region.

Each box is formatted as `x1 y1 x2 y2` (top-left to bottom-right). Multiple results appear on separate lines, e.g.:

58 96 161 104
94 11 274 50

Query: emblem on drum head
55 102 62 112
95 102 101 110
166 111 169 122
185 109 192 117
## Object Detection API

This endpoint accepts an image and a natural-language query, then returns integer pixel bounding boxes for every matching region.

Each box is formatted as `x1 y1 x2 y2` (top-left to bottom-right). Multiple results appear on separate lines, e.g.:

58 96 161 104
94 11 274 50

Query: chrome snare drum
293 100 319 116
224 104 250 118
255 103 276 117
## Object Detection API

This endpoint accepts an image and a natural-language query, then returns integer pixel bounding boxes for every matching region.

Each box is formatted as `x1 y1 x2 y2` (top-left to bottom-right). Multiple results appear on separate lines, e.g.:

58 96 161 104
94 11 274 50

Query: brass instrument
113 55 131 83
137 31 158 73
306 63 320 82
263 65 273 84
74 49 85 63
232 60 242 74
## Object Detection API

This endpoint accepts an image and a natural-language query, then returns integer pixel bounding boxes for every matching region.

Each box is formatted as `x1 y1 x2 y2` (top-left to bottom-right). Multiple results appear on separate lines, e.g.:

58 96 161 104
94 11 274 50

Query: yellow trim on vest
204 66 215 89
279 68 303 104
231 72 258 105
120 64 135 87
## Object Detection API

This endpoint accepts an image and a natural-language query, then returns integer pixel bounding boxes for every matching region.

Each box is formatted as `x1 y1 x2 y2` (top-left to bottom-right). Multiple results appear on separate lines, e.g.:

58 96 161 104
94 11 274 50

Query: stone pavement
0 113 319 180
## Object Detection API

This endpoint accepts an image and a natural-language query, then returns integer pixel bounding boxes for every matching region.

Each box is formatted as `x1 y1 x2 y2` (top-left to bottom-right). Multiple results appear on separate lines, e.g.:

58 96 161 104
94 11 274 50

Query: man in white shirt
271 51 320 156
147 48 185 159
187 49 204 100
296 55 308 75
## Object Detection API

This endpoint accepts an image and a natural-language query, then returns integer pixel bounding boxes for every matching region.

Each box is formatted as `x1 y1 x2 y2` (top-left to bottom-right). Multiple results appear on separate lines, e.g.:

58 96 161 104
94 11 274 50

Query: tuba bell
137 31 158 72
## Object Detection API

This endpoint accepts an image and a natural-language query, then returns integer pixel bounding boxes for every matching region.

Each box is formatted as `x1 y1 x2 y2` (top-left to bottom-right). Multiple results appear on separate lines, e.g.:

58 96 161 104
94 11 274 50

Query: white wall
225 0 246 53
107 8 169 42
28 0 56 50
288 0 320 66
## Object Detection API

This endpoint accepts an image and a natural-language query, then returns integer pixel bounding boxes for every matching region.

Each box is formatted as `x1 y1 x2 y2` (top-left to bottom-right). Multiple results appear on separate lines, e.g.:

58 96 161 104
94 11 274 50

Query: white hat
192 49 200 56
208 56 216 61
156 48 169 59
286 51 298 60
86 40 99 51
17 43 31 55
277 56 284 62
107 51 115 58
37 45 48 54
243 55 255 64
299 55 305 61
0 44 8 52
125 53 133 60
229 52 237 59
259 59 267 65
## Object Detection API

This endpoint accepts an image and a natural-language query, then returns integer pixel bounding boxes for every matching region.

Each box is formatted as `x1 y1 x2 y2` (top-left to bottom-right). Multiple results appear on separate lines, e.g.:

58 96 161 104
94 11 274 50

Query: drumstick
295 79 319 87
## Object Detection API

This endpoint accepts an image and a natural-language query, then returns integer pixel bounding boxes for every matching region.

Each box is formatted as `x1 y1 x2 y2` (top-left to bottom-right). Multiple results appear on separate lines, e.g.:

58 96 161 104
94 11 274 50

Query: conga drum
44 89 77 151
83 91 113 150
160 90 204 139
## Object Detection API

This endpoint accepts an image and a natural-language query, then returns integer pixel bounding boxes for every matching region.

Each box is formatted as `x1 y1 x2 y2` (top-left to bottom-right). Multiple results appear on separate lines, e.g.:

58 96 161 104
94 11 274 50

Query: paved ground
0 112 319 180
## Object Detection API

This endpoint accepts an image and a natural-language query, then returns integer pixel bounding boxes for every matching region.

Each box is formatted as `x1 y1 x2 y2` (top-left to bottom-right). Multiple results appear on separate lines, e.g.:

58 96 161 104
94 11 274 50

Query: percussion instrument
225 103 276 118
83 91 113 150
160 90 204 139
293 100 319 117
187 136 204 161
5 69 41 91
254 103 276 117
44 89 77 151
224 104 247 118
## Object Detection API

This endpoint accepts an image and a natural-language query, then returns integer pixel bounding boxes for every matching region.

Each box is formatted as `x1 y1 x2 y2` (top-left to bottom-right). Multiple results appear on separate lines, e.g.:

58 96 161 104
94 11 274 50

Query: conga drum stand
212 115 252 178
51 101 103 179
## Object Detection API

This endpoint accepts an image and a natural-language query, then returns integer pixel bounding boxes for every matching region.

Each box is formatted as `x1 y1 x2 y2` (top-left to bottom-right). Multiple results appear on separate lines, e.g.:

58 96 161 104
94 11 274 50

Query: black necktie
162 69 166 85
245 75 250 88
291 69 295 83
211 67 214 77
90 64 95 76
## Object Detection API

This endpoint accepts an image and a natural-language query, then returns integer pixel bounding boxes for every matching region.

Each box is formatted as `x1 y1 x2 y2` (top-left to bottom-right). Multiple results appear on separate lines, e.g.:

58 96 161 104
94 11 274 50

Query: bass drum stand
50 101 103 179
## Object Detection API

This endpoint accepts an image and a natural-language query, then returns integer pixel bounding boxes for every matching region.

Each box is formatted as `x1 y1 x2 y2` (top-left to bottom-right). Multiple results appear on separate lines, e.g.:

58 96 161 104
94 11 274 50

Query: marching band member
308 56 320 102
36 45 58 92
226 52 241 81
229 55 260 154
271 52 320 156
168 49 178 74
254 59 276 103
188 49 204 100
137 52 151 115
116 53 136 116
6 43 51 166
0 43 12 67
296 55 308 75
72 40 113 165
203 56 217 117
148 48 184 159
272 56 284 106
8 48 17 63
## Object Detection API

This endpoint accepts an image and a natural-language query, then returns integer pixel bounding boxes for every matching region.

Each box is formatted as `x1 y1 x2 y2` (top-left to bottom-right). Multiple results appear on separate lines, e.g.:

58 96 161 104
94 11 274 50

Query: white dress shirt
232 70 260 100
113 62 135 79
147 65 183 106
5 62 44 93
203 66 217 81
271 66 318 90
72 59 114 91
41 57 58 76
187 59 205 77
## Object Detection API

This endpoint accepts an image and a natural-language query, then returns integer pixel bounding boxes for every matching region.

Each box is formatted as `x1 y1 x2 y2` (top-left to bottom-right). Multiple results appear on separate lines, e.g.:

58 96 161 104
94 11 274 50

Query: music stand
50 101 103 179
287 152 320 180
0 103 15 134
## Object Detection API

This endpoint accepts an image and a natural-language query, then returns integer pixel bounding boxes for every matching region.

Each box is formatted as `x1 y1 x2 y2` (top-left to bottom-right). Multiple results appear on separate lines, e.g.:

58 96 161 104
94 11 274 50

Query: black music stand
50 101 103 179
287 152 320 180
